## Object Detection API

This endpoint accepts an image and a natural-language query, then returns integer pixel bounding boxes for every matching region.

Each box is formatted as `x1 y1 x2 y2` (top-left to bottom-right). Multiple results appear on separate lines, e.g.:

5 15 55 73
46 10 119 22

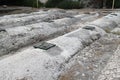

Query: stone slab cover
34 42 56 50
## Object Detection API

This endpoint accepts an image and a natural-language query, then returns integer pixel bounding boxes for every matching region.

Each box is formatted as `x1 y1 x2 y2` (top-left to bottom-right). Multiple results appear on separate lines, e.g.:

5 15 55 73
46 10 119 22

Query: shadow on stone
46 46 62 56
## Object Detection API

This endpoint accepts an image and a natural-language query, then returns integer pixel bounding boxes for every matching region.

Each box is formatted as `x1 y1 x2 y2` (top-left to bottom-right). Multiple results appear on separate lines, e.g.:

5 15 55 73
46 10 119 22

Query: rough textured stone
111 28 120 35
0 10 76 29
90 17 118 32
105 13 120 25
0 13 99 56
0 27 103 80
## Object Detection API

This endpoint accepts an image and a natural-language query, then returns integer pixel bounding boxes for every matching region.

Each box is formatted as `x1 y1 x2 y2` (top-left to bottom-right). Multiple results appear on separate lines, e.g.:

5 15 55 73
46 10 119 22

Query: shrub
106 0 120 8
45 0 84 9
1 0 23 5
58 0 84 9
45 0 64 8
114 0 120 8
2 0 43 8
22 0 43 8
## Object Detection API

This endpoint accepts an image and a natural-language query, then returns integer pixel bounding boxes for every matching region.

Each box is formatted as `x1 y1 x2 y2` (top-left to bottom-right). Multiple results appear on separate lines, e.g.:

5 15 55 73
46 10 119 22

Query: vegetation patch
1 0 120 8
58 0 84 9
45 0 64 8
45 0 84 9
22 0 44 8
0 0 43 8
106 0 120 8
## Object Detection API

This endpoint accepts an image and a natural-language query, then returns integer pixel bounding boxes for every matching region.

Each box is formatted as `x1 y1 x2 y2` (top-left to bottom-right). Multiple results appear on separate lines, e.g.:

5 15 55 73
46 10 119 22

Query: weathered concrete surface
105 12 120 25
111 28 120 35
85 12 120 33
0 13 99 56
0 9 77 29
82 25 106 36
0 10 120 80
90 18 118 32
58 12 120 80
0 27 102 80
0 10 46 19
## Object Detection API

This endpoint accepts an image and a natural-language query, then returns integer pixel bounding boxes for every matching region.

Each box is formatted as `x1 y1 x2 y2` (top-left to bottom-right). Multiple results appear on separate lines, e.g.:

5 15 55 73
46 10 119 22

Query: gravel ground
59 34 120 80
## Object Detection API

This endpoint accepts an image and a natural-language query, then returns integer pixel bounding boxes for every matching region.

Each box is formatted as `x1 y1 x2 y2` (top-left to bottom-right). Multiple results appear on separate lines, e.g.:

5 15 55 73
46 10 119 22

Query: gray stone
111 28 120 35
82 26 95 31
34 42 56 50
90 17 118 32
0 28 6 32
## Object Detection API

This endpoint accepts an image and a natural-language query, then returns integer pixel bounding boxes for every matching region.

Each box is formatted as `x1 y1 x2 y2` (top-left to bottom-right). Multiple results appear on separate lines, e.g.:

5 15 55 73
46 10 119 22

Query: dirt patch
0 6 38 16
59 34 120 80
